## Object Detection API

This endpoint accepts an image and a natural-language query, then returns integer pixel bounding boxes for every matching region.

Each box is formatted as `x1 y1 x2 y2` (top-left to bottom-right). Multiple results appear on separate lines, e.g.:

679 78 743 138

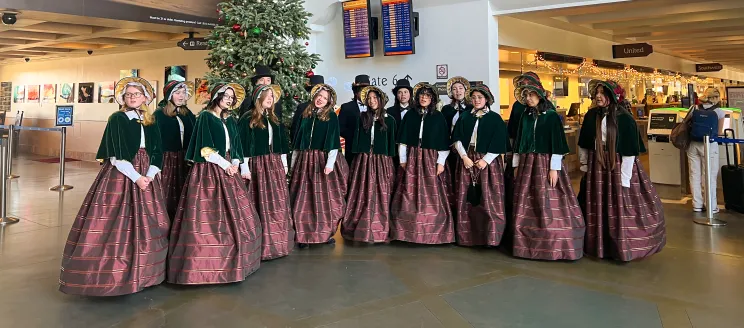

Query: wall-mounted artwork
42 84 57 103
164 65 186 83
120 69 139 79
78 83 94 103
98 81 116 103
27 85 40 103
13 85 25 103
57 83 75 103
195 78 210 105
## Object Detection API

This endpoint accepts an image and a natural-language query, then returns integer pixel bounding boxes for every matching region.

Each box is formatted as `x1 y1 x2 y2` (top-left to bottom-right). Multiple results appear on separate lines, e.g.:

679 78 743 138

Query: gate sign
55 105 74 127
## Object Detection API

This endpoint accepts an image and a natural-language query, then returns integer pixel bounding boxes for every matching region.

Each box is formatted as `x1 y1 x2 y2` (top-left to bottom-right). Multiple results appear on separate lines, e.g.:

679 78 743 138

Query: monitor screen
381 0 415 56
343 0 374 58
649 113 678 130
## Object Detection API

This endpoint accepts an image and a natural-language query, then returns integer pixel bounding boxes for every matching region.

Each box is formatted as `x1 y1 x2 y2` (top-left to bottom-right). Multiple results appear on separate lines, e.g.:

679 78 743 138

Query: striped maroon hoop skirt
59 149 170 296
443 152 459 208
341 153 394 243
512 153 585 260
583 151 666 261
289 149 349 244
245 153 295 260
454 150 506 246
160 150 190 219
390 146 455 244
167 159 262 285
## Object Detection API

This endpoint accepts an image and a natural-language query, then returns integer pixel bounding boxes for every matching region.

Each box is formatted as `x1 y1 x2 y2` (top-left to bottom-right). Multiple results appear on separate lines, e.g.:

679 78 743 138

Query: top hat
352 74 371 92
305 75 325 92
251 65 275 85
392 78 413 95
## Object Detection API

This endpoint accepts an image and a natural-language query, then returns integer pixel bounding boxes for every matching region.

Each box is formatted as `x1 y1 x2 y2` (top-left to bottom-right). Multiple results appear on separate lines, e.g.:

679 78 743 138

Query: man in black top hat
338 74 371 164
238 65 283 120
385 78 413 166
290 75 324 144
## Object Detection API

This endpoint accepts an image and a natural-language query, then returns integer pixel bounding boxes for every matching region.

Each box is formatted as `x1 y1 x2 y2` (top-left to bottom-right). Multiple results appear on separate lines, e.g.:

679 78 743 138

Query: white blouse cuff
550 154 563 171
437 150 450 165
326 149 338 169
399 144 408 163
483 153 499 165
206 153 232 170
621 156 635 188
111 158 142 183
454 141 467 157
145 165 160 178
512 154 520 167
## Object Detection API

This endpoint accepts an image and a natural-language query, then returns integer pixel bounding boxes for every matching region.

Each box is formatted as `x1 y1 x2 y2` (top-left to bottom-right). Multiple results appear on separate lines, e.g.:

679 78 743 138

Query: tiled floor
0 154 742 328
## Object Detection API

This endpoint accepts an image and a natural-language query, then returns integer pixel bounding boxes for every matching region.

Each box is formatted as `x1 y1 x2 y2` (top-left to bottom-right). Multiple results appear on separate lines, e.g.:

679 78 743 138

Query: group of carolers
58 66 666 298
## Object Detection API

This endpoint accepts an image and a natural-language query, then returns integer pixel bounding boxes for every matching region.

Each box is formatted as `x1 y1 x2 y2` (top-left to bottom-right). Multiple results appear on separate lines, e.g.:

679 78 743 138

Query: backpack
689 108 719 141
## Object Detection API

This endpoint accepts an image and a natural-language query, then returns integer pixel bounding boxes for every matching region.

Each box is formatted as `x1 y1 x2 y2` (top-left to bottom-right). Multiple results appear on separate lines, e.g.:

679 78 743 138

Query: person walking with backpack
687 87 725 213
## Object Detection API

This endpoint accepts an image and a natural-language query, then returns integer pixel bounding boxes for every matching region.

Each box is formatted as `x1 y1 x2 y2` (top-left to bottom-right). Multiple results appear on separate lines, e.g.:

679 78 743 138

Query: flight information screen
381 0 415 56
343 0 373 58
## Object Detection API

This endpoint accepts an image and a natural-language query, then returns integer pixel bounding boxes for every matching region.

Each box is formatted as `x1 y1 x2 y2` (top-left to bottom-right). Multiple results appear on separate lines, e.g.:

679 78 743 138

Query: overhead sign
55 105 74 127
342 0 374 58
178 38 209 51
696 63 723 72
381 0 415 56
612 43 653 58
436 64 448 80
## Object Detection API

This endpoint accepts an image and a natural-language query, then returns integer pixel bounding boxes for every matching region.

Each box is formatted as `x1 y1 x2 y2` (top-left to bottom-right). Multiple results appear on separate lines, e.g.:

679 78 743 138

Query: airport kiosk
647 108 688 185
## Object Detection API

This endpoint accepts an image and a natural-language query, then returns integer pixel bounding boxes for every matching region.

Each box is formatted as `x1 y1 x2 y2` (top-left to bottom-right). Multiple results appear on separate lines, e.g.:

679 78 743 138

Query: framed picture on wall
27 85 40 103
78 83 94 103
42 84 57 103
120 69 139 79
13 85 25 103
98 81 116 103
57 83 75 103
552 76 568 97
164 65 186 83
195 78 210 105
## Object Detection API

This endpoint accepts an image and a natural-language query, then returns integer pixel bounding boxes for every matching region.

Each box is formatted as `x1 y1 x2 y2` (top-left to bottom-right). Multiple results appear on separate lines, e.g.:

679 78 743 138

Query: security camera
24 57 29 62
2 13 17 25
87 50 93 55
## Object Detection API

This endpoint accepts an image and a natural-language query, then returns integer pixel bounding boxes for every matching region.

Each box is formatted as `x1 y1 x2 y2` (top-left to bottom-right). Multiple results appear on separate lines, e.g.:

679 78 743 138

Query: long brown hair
302 89 333 122
119 84 155 126
594 86 619 171
361 90 387 131
249 89 278 129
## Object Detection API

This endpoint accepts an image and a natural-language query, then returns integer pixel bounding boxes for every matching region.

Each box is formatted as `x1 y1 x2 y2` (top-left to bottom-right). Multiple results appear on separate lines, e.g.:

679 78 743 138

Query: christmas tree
205 0 321 126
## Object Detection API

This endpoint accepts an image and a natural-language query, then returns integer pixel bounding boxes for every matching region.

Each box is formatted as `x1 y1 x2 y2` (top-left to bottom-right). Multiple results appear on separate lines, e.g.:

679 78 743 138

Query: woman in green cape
60 77 169 296
168 83 262 284
238 84 294 259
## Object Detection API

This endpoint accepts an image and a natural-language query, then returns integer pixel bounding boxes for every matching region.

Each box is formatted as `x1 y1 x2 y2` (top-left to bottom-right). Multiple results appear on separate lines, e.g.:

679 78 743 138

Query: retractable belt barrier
694 135 738 227
0 125 73 192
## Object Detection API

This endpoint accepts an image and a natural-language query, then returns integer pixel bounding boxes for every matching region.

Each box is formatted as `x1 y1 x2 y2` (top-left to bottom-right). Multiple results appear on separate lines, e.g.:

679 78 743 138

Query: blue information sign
382 0 415 56
342 0 373 58
55 105 74 127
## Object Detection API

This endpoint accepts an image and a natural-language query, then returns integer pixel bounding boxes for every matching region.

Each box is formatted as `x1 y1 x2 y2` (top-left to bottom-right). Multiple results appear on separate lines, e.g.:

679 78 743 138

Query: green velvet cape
397 109 451 151
293 111 341 152
153 106 196 152
351 115 397 156
514 109 570 155
95 111 163 168
185 110 244 163
442 103 474 131
452 110 510 154
577 107 646 156
237 113 290 156
507 100 526 140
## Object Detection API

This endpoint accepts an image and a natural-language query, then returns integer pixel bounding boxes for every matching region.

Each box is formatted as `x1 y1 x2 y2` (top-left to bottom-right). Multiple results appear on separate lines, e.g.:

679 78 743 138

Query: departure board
381 0 415 56
342 0 373 58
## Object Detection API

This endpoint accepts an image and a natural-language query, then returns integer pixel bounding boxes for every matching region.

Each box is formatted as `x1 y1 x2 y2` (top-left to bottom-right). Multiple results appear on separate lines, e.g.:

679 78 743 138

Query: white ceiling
508 0 744 70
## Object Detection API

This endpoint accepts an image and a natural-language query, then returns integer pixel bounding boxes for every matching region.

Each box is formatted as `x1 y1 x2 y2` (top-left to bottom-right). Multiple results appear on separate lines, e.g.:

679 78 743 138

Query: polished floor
0 154 742 328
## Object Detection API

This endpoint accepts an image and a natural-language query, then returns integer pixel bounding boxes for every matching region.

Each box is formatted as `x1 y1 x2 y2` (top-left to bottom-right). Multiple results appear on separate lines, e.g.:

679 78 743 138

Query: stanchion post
0 140 19 225
50 127 73 191
6 124 18 179
693 135 726 226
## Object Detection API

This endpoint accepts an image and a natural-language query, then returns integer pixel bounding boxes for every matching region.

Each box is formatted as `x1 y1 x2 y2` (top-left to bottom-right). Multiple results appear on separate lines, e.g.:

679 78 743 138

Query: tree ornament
229 62 234 68
280 58 285 62
311 64 316 69
242 73 248 78
220 60 226 65
258 55 263 61
293 95 299 100
306 70 314 78
252 27 262 35
240 31 246 37
289 66 295 71
269 26 274 30
232 24 242 32
305 42 309 46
